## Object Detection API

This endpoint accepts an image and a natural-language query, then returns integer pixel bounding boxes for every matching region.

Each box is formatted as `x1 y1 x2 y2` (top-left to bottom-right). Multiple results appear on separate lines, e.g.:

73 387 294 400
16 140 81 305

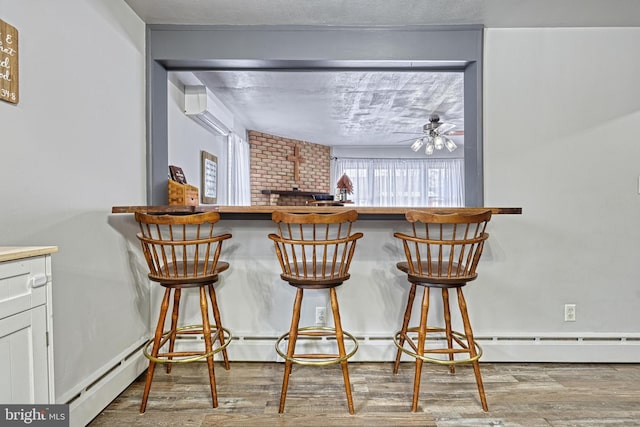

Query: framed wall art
201 151 217 204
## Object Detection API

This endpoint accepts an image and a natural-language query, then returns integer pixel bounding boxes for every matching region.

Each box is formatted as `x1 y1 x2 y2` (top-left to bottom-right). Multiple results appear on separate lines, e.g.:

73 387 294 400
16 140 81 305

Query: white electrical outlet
315 307 327 325
564 304 576 322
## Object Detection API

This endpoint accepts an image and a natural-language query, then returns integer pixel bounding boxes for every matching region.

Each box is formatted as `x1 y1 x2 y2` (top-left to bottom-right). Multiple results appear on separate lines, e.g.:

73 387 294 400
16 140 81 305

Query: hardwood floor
89 361 640 426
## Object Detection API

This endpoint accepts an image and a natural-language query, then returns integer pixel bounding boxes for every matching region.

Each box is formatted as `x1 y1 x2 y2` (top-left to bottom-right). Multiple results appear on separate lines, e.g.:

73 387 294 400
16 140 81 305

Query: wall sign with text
0 19 18 104
201 151 218 204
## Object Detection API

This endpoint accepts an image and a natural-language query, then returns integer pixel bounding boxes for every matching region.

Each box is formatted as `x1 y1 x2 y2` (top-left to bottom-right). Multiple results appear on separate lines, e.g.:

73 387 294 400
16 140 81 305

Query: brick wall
249 130 331 206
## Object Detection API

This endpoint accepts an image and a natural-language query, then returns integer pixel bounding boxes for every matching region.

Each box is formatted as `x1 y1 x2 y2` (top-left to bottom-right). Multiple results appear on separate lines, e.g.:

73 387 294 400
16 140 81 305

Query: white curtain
227 132 251 205
332 158 464 207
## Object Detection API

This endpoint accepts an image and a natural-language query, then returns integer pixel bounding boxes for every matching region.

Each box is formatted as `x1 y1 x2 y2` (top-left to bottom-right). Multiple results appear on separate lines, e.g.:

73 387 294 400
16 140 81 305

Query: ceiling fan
398 114 461 155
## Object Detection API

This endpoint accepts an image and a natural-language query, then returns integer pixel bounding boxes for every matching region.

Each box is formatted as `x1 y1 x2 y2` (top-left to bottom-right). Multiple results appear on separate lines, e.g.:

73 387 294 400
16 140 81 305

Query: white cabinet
0 247 57 404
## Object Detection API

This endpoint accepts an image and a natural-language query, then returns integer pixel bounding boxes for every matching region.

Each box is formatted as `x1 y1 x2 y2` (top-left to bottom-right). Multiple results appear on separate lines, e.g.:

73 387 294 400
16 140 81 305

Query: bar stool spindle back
393 209 492 412
135 211 232 413
269 210 363 414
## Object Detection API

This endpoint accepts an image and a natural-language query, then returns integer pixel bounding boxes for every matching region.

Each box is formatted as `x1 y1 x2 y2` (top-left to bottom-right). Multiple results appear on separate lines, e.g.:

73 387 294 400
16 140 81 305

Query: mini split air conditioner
184 85 231 136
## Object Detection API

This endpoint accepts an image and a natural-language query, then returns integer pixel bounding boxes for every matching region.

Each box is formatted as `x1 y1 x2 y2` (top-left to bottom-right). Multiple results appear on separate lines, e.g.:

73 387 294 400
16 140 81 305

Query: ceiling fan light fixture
445 137 457 152
405 114 461 155
425 141 435 155
410 138 424 152
433 135 445 150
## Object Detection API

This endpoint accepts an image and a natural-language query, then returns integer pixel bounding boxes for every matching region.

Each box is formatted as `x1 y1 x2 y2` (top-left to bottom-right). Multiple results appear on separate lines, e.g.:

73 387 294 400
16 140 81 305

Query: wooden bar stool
392 210 492 412
134 212 232 413
268 210 363 414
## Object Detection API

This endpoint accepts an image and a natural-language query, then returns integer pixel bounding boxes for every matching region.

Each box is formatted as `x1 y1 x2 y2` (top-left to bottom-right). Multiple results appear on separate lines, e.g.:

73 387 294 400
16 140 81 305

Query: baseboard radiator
59 338 148 427
172 331 640 363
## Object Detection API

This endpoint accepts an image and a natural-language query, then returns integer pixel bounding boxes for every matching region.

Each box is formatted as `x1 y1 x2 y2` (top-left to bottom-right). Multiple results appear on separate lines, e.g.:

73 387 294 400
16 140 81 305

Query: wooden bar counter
112 205 522 219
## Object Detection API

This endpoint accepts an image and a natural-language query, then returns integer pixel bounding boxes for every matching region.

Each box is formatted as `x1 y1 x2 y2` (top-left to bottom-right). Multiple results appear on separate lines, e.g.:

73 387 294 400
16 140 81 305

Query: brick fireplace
249 131 331 206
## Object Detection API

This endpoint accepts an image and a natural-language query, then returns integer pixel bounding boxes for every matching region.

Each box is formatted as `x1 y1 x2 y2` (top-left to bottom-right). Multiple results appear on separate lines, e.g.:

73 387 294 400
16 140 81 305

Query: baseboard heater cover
171 332 640 363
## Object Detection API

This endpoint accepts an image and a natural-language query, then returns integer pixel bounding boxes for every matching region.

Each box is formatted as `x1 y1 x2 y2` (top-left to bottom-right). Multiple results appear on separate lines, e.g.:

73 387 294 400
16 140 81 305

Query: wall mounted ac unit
184 85 232 136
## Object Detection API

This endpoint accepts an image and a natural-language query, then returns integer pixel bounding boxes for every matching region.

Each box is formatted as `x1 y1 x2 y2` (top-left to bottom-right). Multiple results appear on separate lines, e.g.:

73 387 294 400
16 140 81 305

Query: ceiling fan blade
392 136 423 144
436 123 455 134
390 135 424 144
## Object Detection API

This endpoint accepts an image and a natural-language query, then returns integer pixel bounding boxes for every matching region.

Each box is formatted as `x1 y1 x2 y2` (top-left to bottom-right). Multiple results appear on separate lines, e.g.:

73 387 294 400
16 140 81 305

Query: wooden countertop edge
112 205 522 215
111 205 219 214
0 246 59 262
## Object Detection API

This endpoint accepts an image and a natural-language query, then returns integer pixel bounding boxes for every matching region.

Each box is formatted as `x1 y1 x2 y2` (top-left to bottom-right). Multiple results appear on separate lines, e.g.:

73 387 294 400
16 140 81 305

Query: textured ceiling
124 0 640 27
194 70 464 146
126 0 640 147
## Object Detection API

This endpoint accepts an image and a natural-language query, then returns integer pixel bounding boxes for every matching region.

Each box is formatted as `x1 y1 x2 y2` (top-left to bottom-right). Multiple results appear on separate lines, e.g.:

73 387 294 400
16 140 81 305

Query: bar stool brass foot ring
275 326 358 366
393 326 482 365
143 324 232 364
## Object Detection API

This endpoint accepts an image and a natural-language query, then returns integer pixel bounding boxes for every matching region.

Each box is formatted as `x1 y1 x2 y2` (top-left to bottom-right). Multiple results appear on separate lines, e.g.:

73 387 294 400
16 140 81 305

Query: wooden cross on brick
286 145 305 182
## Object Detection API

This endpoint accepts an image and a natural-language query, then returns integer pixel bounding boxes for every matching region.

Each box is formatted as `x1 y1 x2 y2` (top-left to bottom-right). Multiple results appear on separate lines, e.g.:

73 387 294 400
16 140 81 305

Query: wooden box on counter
168 179 199 206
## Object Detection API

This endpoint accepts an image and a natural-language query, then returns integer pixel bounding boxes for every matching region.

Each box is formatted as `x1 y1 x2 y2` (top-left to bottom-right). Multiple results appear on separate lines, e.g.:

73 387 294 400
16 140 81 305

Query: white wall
0 0 147 420
482 27 640 334
167 78 228 204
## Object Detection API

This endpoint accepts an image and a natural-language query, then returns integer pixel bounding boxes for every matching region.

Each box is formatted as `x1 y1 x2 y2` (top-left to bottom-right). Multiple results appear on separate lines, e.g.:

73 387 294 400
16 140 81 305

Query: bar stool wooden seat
268 210 363 414
392 210 492 412
134 211 232 413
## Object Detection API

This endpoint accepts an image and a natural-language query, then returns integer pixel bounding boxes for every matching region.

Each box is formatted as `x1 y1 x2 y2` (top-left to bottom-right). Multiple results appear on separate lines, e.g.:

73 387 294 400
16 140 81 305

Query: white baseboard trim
476 334 640 362
60 339 148 427
173 332 640 363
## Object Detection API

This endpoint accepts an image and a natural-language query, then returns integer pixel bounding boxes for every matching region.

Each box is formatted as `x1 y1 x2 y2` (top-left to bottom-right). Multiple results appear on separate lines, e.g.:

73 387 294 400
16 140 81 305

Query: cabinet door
0 305 49 403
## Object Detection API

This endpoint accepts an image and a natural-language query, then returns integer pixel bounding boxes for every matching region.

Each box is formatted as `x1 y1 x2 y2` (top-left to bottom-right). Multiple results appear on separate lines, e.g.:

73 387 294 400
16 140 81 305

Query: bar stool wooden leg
394 283 417 374
457 288 488 412
199 286 218 408
140 288 171 413
279 288 303 414
441 288 456 374
329 288 355 414
412 287 430 412
207 283 230 370
166 289 181 374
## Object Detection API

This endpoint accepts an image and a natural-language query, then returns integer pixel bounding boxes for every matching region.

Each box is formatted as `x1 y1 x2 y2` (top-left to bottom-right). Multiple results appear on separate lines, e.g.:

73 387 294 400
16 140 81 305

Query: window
332 158 464 207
